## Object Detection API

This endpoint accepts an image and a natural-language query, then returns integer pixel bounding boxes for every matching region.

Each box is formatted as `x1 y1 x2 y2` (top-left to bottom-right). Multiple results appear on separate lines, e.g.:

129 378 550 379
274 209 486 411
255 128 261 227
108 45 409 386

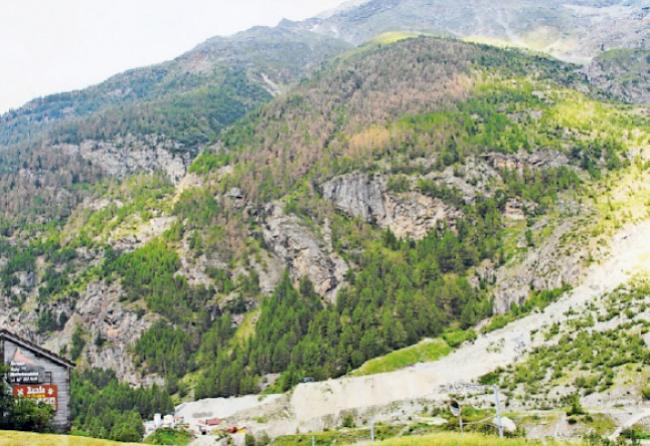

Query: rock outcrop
424 156 500 202
45 281 159 384
321 172 458 239
61 135 193 184
384 192 454 240
484 150 570 173
261 204 348 301
321 173 387 223
492 218 585 313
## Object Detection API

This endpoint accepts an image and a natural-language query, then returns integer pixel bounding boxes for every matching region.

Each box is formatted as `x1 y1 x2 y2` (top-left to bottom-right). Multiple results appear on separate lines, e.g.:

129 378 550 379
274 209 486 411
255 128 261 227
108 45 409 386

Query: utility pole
494 384 503 438
370 419 375 442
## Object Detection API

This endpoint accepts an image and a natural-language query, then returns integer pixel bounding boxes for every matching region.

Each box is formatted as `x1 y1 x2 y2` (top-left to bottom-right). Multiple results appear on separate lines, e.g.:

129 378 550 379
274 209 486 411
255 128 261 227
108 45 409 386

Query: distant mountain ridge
0 26 349 148
287 0 650 63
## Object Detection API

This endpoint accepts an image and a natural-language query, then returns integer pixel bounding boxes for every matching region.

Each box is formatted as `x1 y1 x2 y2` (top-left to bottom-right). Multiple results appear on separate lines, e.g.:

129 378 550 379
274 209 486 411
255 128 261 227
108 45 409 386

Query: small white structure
494 416 517 433
144 412 178 436
163 414 175 427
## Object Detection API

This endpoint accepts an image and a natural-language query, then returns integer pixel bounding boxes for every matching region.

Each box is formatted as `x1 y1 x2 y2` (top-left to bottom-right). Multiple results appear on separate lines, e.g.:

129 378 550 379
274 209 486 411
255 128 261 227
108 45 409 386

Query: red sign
12 384 58 410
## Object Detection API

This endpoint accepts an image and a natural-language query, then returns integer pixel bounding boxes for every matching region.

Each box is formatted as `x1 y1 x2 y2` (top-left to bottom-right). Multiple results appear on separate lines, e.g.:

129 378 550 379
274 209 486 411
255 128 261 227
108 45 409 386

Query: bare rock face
321 172 457 239
45 281 159 384
60 135 192 184
261 204 348 301
250 250 286 295
484 150 569 173
321 172 387 223
0 294 36 341
492 219 585 313
384 192 454 240
425 157 500 202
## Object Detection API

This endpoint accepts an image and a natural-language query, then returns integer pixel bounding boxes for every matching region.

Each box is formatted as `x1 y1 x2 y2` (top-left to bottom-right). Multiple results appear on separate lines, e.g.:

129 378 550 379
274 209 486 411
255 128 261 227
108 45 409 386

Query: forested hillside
1 36 648 443
0 27 348 148
1 1 650 439
0 27 349 227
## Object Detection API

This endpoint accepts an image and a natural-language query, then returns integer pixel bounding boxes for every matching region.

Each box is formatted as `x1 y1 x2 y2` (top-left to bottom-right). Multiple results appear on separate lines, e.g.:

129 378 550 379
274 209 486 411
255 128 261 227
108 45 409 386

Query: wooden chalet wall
1 330 74 432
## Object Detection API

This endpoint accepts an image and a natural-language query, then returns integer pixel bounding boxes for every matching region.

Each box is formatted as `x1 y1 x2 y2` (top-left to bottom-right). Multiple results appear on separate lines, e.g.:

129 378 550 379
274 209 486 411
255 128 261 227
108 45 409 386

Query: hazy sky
0 0 347 113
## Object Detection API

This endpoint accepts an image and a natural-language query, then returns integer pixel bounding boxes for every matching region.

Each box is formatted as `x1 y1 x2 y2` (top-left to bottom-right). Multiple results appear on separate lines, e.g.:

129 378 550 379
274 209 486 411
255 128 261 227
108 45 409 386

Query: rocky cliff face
492 217 586 313
261 204 348 301
71 137 192 184
321 173 386 223
46 281 160 385
320 163 591 314
321 172 458 239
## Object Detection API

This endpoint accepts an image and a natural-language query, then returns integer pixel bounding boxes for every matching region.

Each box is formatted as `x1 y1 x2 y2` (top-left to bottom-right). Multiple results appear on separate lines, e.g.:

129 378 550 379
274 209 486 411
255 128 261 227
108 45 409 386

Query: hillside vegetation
1 33 650 443
589 49 650 105
350 337 452 376
291 0 650 64
5 37 649 388
217 37 583 201
0 27 349 226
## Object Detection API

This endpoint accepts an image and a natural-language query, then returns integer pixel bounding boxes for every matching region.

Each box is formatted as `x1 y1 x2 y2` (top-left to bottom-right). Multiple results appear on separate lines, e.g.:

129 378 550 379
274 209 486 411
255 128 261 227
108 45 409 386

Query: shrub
478 368 503 386
257 432 271 446
566 393 586 416
443 329 477 348
7 398 55 432
0 366 54 432
642 387 650 400
145 427 193 445
341 413 356 428
387 175 410 193
70 325 86 361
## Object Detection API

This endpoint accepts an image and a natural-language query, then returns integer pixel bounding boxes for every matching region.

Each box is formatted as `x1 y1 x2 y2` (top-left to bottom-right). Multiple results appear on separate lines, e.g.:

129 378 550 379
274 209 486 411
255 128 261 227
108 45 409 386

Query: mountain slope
0 26 349 148
289 220 650 427
588 48 650 104
186 219 650 439
288 0 650 64
217 36 584 203
0 27 349 227
3 35 648 396
1 22 650 444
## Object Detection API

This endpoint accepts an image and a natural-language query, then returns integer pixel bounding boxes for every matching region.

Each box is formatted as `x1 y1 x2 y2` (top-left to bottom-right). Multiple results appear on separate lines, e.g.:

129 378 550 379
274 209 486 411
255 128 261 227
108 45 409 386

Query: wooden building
0 329 75 432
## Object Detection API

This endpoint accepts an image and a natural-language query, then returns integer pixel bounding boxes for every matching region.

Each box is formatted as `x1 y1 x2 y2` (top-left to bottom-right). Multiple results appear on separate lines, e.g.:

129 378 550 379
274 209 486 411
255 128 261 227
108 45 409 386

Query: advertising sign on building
8 348 46 384
12 384 58 410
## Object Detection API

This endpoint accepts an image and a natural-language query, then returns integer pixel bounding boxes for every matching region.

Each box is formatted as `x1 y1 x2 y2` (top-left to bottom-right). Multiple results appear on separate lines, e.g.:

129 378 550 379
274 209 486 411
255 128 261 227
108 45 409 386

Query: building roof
0 329 75 369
